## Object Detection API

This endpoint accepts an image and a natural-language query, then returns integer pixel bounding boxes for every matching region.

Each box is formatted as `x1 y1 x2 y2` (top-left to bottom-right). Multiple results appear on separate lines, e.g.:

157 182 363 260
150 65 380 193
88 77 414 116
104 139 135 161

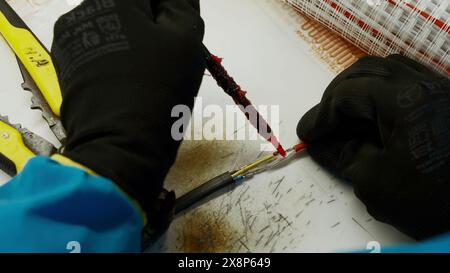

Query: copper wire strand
232 144 306 179
241 149 298 178
232 154 278 178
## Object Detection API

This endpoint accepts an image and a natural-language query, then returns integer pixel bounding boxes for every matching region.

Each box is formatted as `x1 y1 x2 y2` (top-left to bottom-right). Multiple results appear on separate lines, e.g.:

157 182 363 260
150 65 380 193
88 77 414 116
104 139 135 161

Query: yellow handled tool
0 119 35 175
0 0 61 116
0 116 55 175
0 0 65 142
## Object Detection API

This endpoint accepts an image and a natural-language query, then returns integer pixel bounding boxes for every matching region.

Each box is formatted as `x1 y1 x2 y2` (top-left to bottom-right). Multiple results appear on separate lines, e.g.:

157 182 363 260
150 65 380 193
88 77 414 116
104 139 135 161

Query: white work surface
0 0 414 252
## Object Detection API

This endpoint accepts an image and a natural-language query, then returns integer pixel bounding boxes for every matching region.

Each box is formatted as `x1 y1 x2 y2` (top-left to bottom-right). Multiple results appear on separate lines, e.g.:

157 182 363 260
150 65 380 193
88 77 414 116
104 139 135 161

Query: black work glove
51 0 205 231
297 54 450 240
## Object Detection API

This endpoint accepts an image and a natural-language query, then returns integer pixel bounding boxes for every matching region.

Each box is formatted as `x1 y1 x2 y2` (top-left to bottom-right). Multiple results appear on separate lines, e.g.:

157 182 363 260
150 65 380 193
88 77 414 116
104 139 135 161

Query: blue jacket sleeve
0 156 143 253
381 233 450 253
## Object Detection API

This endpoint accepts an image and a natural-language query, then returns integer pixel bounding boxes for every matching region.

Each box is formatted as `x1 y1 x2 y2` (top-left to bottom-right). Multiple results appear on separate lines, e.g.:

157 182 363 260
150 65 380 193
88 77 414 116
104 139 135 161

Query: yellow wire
232 154 276 177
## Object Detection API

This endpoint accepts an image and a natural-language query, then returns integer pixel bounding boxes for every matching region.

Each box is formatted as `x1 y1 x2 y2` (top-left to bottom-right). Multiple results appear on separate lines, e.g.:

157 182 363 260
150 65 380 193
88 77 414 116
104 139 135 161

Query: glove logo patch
81 30 101 49
54 0 130 83
406 98 450 176
96 14 122 36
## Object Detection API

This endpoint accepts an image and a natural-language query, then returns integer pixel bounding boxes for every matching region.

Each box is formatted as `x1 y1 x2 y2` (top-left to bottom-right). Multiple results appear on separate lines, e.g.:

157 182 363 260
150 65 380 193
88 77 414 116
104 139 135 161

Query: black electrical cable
141 171 237 250
175 171 236 214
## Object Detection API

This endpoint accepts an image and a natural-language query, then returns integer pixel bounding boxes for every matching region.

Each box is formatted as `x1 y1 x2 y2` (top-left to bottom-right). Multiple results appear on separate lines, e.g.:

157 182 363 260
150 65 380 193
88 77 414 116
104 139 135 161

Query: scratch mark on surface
235 186 250 206
305 198 316 206
278 213 293 228
220 152 234 159
264 231 275 247
255 234 264 246
239 239 250 252
272 177 286 195
331 222 340 228
352 217 371 235
259 225 270 233
249 216 258 232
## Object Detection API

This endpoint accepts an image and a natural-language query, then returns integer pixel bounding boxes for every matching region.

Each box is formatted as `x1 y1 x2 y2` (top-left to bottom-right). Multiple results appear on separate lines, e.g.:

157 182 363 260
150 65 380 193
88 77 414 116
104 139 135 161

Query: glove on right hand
297 55 450 240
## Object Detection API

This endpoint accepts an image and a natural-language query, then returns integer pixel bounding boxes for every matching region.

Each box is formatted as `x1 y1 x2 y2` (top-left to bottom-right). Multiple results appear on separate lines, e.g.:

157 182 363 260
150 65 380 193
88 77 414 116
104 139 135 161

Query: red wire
294 142 307 153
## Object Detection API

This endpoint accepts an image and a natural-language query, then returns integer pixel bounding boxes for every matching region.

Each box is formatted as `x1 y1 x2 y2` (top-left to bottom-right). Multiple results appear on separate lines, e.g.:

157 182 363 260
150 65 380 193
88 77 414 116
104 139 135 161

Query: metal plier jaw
0 116 56 175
